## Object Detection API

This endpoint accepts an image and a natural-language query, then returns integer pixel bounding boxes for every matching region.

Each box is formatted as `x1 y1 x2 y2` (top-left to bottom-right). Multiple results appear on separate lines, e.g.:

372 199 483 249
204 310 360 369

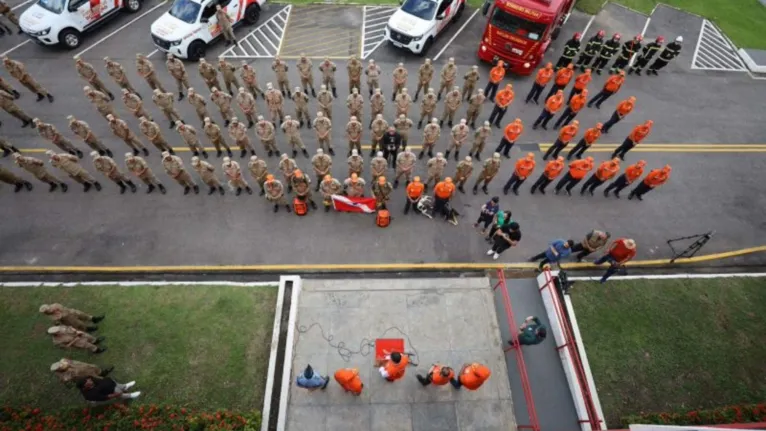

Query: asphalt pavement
1 2 765 268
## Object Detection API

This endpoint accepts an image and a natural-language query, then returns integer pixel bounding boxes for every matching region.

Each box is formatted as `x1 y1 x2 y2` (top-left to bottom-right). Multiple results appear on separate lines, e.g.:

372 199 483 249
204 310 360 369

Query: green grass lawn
575 0 766 50
570 277 766 426
0 284 277 411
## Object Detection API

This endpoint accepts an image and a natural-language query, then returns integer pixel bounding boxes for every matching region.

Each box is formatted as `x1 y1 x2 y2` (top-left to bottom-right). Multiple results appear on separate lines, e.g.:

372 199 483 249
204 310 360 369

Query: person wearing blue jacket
529 239 575 270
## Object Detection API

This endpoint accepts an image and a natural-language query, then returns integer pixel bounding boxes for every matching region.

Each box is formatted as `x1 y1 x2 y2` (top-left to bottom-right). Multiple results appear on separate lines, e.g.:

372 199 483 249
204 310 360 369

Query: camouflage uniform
211 89 235 124
240 62 265 98
198 59 221 92
313 114 333 153
462 66 481 101
0 76 19 98
192 158 224 193
136 54 165 92
35 120 82 157
473 154 502 194
14 154 64 189
392 64 408 100
311 150 332 188
125 154 164 193
51 359 104 385
68 117 111 156
320 176 342 209
229 118 256 157
414 59 433 101
85 88 115 120
166 55 190 96
343 176 365 197
265 86 285 124
4 57 53 100
215 5 236 44
271 58 291 96
394 148 416 186
418 89 437 128
153 89 183 126
318 59 337 95
139 118 172 153
265 177 290 210
236 88 258 127
291 89 311 126
370 115 388 153
291 174 316 208
369 90 385 128
247 156 269 194
177 124 206 156
346 91 364 123
419 119 440 159
425 154 447 188
0 164 30 190
296 55 316 96
370 152 387 183
48 326 100 353
105 57 139 95
437 59 457 100
109 117 147 155
122 90 152 121
48 152 99 188
371 179 393 209
316 85 333 119
281 116 307 156
394 116 414 147
278 154 298 191
187 89 211 123
345 118 363 155
223 158 251 193
441 87 462 127
465 90 486 128
92 153 136 193
470 122 492 159
0 89 31 125
218 58 240 95
364 60 381 96
254 118 278 155
446 121 470 160
395 89 412 118
161 153 198 192
346 56 363 94
203 118 233 157
454 157 474 190
76 59 112 98
347 152 364 177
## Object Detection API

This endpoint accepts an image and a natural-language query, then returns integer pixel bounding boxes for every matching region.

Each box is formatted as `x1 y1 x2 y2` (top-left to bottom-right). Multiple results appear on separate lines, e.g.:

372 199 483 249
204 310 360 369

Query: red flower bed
621 403 766 427
0 404 261 431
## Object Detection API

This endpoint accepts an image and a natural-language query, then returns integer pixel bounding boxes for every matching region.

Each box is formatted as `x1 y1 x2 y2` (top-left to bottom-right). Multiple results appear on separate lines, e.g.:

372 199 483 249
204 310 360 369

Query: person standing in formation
485 60 506 100
0 164 32 192
394 146 416 189
291 87 311 128
591 33 621 75
568 68 591 103
34 118 84 158
393 114 413 151
413 58 433 101
219 57 241 96
465 89 486 130
254 115 277 157
647 36 683 75
313 112 334 155
0 89 33 127
347 55 363 94
198 58 220 92
454 155 473 194
446 118 469 161
530 156 565 195
392 63 408 101
122 88 152 121
473 153 502 195
404 176 424 215
153 88 184 129
580 157 620 196
223 157 253 196
139 117 173 155
177 123 208 158
343 172 365 197
248 155 269 196
135 53 165 92
372 175 393 210
165 53 190 100
211 87 235 127
554 156 594 196
553 89 587 129
567 123 602 160
265 174 291 212
532 90 564 130
318 57 338 98
503 153 536 196
187 88 211 124
161 151 198 195
462 65 480 101
613 120 653 160
281 115 309 158
347 149 364 178
629 36 663 75
424 152 447 192
203 117 233 158
317 84 334 120
611 34 642 74
345 116 363 157
125 153 166 194
495 118 523 159
240 61 266 99
107 114 148 156
346 87 364 124
236 87 258 128
370 113 388 155
587 70 626 109
395 88 412 119
265 82 285 125
525 62 553 104
546 63 574 101
437 58 457 101
543 120 579 160
365 59 381 96
602 96 636 134
628 164 671 200
603 159 645 198
469 121 491 161
488 84 514 128
575 30 605 70
320 175 342 212
417 364 455 387
75 57 113 100
84 85 116 120
556 32 581 69
370 151 388 184
47 150 101 192
91 151 137 194
311 149 332 191
417 88 438 129
278 153 298 193
13 153 68 192
440 86 462 128
3 56 55 102
419 117 440 160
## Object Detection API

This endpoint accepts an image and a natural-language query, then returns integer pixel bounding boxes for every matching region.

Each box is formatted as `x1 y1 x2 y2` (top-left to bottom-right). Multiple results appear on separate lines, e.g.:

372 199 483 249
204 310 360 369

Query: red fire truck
477 0 575 75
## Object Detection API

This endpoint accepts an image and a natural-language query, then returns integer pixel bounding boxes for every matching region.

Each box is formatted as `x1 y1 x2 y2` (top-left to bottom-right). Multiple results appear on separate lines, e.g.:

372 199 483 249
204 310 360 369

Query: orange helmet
294 169 303 178
266 174 274 181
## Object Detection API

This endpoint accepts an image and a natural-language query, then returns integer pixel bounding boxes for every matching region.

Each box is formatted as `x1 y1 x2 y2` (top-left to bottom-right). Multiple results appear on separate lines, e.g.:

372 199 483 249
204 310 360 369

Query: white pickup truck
150 0 264 60
19 0 142 49
385 0 464 55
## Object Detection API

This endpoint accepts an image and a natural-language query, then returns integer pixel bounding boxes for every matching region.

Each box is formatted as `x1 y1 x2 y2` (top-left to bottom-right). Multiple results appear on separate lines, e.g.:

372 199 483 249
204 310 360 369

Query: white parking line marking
434 8 479 61
11 0 33 10
629 16 650 67
1 39 30 57
580 14 595 37
691 19 747 72
220 5 290 59
147 49 159 58
361 5 395 59
73 0 168 59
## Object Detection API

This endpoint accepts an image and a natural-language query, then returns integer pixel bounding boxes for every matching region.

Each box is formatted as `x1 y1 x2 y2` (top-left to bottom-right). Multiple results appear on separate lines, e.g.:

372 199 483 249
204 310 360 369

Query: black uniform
576 34 604 70
648 42 682 75
381 131 402 167
556 37 581 69
611 39 642 73
591 38 620 74
629 41 662 74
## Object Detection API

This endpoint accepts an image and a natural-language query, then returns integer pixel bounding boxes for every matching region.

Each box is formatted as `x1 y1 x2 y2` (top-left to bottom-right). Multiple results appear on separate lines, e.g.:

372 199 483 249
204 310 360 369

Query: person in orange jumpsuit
378 351 409 382
567 123 602 160
544 120 579 160
433 177 455 220
495 118 523 158
603 160 646 198
416 363 455 387
613 120 653 160
404 176 424 214
568 68 592 103
450 362 491 390
629 164 671 200
580 157 620 195
484 60 507 100
546 63 574 102
587 70 625 109
554 90 587 129
334 368 363 395
554 156 594 196
532 90 564 130
525 63 553 104
488 84 514 128
602 96 635 133
503 152 536 196
531 156 564 195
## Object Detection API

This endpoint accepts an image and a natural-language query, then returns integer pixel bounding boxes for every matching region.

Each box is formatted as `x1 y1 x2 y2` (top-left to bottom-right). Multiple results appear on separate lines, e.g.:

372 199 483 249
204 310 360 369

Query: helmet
635 34 643 42
573 32 581 40
613 33 621 40
656 36 665 43
675 36 683 43
597 30 605 38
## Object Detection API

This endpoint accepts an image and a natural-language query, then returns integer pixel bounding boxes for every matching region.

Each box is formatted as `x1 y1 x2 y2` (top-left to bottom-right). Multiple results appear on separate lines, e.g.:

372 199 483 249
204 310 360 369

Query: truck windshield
490 7 546 41
37 0 65 14
400 0 437 21
169 0 201 24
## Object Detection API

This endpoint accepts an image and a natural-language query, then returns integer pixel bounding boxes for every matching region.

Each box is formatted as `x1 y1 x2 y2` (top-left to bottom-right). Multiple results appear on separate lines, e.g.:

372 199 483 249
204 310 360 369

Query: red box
375 338 404 363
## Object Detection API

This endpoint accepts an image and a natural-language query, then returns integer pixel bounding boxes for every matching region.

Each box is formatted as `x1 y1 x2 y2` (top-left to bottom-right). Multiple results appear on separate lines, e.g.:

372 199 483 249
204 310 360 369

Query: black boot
228 149 233 157
159 184 167 194
83 183 92 193
393 179 399 189
417 120 423 129
100 366 114 376
147 184 155 194
184 186 190 195
482 186 488 195
311 88 316 98
143 148 149 156
445 151 451 159
328 148 335 156
169 121 176 129
36 93 45 101
236 187 242 196
241 149 247 158
285 204 292 212
106 149 114 157
127 180 137 193
168 148 175 155
217 150 223 157
288 185 293 193
310 200 317 209
48 182 58 192
418 151 424 160
332 87 337 98
119 182 127 194
274 204 279 212
458 185 465 194
208 186 216 195
260 188 265 196
292 150 298 158
325 205 331 212
13 183 23 192
439 120 444 128
246 186 253 195
12 90 20 99
61 183 68 192
302 149 309 157
472 185 478 195
86 326 99 333
178 92 185 101
193 185 199 194
108 92 115 101
95 347 107 354
219 186 225 195
76 149 84 158
94 182 102 191
454 151 459 161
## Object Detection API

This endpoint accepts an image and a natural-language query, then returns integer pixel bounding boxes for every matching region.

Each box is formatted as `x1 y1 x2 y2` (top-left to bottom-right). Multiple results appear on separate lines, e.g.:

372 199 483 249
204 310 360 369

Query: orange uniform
489 63 506 84
514 156 536 179
569 93 587 113
334 368 363 395
604 74 625 93
615 98 635 117
545 93 564 113
595 160 620 181
554 67 574 87
535 66 554 86
434 180 455 199
573 71 592 91
559 123 578 144
381 352 410 381
495 87 514 108
503 120 523 142
568 158 593 180
629 123 652 143
406 181 424 200
624 162 645 183
543 158 565 179
418 364 455 387
455 363 491 390
583 126 602 144
566 123 601 160
643 167 671 187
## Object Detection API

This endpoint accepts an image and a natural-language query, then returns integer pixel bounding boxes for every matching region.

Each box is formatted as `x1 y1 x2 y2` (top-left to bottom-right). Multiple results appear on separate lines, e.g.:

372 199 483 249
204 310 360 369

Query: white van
150 0 264 60
385 0 464 55
19 0 142 49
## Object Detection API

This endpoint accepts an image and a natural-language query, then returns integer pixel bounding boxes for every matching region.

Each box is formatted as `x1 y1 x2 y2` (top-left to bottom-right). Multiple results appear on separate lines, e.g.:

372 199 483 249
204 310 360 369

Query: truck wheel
419 37 433 56
125 0 141 13
244 4 261 25
455 2 464 20
59 28 82 49
188 41 207 61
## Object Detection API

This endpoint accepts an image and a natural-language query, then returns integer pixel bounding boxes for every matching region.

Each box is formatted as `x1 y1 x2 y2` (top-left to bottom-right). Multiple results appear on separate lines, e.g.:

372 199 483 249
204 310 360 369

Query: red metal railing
539 269 604 430
493 269 541 431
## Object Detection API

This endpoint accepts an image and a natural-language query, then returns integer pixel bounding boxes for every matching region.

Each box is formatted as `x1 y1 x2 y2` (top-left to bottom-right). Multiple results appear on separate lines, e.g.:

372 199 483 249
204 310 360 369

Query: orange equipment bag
294 197 308 216
376 209 390 227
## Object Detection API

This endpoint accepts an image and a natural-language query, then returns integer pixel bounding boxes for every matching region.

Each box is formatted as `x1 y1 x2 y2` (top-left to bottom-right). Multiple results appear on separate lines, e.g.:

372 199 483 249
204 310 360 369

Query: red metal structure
539 269 604 430
493 269 541 431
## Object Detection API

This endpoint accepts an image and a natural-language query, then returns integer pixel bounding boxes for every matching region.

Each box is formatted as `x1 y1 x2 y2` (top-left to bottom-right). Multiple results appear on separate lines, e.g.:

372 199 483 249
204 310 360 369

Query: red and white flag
331 194 376 213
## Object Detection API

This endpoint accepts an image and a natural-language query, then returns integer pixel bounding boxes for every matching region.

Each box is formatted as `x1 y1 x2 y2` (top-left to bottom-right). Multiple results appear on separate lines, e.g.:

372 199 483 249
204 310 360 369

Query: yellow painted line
538 143 766 149
281 24 343 39
278 55 354 60
281 28 347 44
0 246 763 273
281 31 361 53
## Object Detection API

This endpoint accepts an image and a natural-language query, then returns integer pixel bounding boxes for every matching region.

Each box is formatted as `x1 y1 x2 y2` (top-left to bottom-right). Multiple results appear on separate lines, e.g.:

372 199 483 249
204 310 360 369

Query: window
37 0 65 14
169 0 202 24
68 0 87 11
489 8 546 41
400 0 437 21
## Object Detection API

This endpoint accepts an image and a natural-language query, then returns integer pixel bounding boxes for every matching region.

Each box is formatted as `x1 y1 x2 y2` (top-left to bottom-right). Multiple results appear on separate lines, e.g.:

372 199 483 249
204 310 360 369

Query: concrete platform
286 277 516 431
644 4 703 72
590 3 648 46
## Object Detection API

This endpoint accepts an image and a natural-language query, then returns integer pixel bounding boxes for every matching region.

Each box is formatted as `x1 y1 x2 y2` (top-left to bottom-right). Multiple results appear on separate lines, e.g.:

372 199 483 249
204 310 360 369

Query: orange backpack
294 197 308 216
376 210 390 227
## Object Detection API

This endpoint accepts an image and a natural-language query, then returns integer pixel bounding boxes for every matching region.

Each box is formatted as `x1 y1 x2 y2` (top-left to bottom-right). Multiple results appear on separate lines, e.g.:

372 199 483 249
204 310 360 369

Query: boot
332 87 337 98
292 150 298 158
437 93 442 101
328 148 335 156
393 179 399 189
106 149 114 157
288 185 293 193
482 185 488 195
470 122 476 129
159 184 167 194
217 150 223 157
246 186 253 195
311 88 316 98
100 366 114 376
267 150 274 157
310 200 317 209
84 182 92 193
169 121 176 129
108 92 115 101
76 149 84 158
458 185 465 194
417 120 423 129
48 182 58 192
448 120 453 128
635 69 642 76
178 92 185 101
95 347 107 354
168 148 175 155
60 183 68 192
302 149 309 158
13 183 23 192
225 120 231 127
94 182 102 191
202 150 209 159
12 89 20 99
472 185 478 195
248 120 254 128
512 187 519 196
285 204 292 212
274 204 279 212
218 186 225 195
193 151 200 158
531 187 537 194
86 326 98 333
454 150 459 161
281 90 286 97
184 186 190 195
259 187 265 196
428 150 434 158
236 187 242 196
147 184 155 194
603 189 610 198
369 150 375 157
193 185 199 194
439 120 444 128
21 119 32 128
143 148 149 156
444 150 451 159
315 184 320 192
475 152 481 161
325 205 330 212
208 186 216 195
228 149 233 157
119 182 127 194
241 149 247 158
36 93 45 102
418 151 424 160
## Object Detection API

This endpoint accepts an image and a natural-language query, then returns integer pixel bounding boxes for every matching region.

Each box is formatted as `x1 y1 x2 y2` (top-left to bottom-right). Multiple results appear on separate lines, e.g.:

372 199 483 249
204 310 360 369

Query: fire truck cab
477 0 574 75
